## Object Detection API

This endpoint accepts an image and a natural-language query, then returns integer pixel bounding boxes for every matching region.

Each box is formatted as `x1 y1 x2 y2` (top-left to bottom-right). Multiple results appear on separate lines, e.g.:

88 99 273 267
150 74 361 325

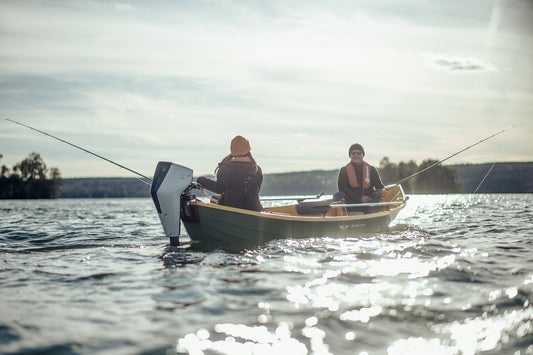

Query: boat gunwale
189 200 406 222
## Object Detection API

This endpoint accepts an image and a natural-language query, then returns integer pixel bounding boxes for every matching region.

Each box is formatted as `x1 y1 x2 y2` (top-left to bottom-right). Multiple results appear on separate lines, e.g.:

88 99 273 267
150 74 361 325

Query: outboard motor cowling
151 162 193 245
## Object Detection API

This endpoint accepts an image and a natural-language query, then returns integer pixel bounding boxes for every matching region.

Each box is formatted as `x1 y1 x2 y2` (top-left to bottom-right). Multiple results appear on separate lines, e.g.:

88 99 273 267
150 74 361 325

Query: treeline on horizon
1 153 531 199
0 152 62 199
260 159 533 195
262 158 457 195
61 160 533 198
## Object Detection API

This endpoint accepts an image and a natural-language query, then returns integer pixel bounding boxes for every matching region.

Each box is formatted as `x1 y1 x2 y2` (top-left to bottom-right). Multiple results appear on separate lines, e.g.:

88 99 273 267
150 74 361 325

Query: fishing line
473 162 496 194
5 118 153 185
393 122 523 185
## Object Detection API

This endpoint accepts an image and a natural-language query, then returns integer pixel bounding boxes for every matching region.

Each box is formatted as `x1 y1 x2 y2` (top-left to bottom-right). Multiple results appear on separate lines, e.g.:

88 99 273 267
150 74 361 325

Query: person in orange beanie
196 136 263 211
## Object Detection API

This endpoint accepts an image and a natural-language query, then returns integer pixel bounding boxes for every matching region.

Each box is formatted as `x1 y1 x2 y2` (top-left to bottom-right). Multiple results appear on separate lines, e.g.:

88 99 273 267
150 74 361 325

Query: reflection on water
177 322 308 354
172 194 533 354
0 195 532 354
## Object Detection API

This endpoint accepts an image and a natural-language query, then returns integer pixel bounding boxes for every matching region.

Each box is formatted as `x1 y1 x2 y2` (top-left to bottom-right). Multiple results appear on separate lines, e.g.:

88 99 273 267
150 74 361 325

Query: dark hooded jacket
337 161 384 204
197 159 263 212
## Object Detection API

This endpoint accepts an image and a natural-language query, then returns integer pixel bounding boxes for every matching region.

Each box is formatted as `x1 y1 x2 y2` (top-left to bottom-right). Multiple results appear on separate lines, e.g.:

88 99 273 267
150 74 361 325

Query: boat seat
348 212 365 216
296 199 334 215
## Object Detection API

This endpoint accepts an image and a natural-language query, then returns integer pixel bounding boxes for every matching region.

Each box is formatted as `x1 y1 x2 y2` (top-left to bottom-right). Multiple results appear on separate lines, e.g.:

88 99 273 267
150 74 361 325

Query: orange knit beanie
230 136 251 156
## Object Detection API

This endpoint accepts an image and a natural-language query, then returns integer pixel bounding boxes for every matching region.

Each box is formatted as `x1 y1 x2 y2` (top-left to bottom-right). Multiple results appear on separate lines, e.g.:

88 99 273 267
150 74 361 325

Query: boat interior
264 184 406 217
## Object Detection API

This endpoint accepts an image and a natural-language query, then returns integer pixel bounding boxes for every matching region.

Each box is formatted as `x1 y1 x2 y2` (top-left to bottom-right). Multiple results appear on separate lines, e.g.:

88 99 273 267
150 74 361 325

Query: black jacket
197 160 263 211
337 162 384 204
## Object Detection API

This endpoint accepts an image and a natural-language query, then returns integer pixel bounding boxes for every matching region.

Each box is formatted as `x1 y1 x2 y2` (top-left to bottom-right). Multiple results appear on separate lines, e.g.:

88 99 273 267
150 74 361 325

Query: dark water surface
1 195 532 354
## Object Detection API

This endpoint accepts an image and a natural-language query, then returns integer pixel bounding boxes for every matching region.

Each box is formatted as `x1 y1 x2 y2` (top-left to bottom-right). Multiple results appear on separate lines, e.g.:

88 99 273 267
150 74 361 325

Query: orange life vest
346 161 371 189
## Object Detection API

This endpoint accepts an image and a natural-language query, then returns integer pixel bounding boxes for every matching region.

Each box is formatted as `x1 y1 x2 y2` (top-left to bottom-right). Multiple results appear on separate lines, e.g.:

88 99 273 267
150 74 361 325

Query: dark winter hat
348 143 365 157
230 135 251 156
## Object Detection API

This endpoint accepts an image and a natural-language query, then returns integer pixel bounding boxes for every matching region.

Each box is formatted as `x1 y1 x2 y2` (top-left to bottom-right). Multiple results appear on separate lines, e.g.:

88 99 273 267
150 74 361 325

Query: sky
1 0 532 178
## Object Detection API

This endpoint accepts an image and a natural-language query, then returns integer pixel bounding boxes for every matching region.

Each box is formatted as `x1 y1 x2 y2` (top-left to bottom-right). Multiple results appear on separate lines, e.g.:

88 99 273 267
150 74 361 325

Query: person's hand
196 177 207 187
190 182 201 190
381 188 389 199
361 195 372 203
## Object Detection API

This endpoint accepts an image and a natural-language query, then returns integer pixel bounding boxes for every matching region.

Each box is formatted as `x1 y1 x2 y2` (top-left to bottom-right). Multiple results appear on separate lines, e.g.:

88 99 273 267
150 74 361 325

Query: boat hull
182 201 403 245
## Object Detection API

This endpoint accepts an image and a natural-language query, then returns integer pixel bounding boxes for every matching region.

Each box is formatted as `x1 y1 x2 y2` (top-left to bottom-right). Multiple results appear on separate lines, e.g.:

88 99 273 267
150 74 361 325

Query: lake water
1 194 532 355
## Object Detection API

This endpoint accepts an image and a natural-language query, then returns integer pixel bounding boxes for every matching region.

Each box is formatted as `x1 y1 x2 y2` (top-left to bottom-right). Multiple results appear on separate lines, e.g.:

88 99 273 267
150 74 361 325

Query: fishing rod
393 122 523 186
473 162 496 194
5 118 153 185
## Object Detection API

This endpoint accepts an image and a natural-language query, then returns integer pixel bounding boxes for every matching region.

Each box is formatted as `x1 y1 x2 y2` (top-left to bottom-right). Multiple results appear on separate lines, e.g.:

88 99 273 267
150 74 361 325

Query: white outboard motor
150 162 193 246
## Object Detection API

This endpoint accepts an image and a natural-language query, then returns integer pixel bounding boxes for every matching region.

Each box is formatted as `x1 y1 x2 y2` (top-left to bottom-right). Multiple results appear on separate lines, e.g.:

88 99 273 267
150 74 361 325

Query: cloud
114 3 134 12
0 0 531 177
422 53 497 72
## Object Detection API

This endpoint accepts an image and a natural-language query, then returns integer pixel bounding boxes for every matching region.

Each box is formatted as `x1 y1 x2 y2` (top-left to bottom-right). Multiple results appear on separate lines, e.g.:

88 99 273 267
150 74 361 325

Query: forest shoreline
58 162 533 198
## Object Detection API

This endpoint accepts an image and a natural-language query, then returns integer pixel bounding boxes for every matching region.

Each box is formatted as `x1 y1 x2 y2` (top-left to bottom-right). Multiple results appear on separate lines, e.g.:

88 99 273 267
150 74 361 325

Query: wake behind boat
151 162 407 246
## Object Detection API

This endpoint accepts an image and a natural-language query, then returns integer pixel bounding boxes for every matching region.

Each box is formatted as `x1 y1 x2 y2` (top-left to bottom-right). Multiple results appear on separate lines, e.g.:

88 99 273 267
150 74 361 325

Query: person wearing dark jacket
196 136 263 212
336 143 385 212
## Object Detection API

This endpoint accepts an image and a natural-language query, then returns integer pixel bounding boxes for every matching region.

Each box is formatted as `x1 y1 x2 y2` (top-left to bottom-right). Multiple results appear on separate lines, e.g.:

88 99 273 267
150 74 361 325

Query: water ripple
1 195 532 354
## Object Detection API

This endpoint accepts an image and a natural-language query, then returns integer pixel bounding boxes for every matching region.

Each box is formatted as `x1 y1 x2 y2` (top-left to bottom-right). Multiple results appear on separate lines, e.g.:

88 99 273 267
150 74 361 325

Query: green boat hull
182 202 402 245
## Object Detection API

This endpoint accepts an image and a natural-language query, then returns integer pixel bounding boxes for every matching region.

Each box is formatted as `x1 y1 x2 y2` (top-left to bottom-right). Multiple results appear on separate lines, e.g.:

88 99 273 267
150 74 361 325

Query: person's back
196 136 263 212
214 158 263 211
